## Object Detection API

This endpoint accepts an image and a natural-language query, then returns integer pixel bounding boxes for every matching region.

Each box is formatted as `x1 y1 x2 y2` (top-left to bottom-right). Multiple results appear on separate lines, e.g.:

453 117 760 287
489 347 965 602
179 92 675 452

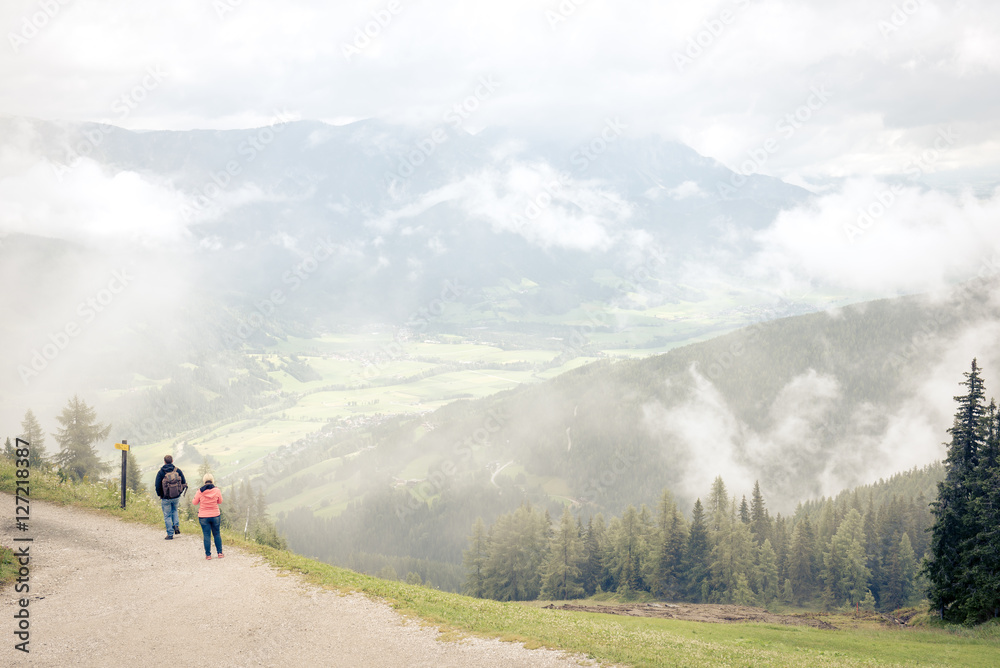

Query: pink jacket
192 485 223 518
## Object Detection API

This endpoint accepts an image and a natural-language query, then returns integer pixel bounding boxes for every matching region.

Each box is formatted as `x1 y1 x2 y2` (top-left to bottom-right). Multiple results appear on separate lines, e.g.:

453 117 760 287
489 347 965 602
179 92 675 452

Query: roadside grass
2 459 998 667
0 544 16 588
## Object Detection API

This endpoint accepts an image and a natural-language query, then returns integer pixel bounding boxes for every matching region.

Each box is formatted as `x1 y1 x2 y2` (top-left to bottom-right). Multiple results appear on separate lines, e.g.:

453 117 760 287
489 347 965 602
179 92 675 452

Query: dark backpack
162 469 186 499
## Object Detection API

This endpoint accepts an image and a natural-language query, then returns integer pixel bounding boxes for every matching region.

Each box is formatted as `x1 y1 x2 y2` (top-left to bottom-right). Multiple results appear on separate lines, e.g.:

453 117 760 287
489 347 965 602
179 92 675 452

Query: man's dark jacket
154 463 187 499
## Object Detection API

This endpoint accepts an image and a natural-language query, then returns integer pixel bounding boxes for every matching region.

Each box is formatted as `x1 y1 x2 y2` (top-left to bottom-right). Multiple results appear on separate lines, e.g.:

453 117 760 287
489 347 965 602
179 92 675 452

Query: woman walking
192 473 224 560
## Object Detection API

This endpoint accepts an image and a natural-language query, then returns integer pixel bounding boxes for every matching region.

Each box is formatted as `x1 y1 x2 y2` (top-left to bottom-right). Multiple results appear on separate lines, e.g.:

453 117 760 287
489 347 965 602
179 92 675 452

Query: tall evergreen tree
756 539 780 604
682 499 711 602
750 481 771 545
580 515 605 595
652 490 687 599
788 515 817 604
925 359 986 620
463 517 489 598
605 505 648 593
52 396 111 481
2 437 14 460
20 409 49 469
540 507 585 600
822 508 870 608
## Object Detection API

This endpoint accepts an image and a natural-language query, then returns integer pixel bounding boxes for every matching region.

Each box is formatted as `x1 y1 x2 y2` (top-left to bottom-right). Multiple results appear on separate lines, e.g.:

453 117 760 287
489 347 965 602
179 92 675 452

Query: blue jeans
161 497 180 536
199 515 223 556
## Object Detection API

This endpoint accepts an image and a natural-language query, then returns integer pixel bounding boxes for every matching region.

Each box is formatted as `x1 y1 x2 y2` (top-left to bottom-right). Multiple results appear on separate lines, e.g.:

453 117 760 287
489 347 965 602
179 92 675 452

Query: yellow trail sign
114 442 129 451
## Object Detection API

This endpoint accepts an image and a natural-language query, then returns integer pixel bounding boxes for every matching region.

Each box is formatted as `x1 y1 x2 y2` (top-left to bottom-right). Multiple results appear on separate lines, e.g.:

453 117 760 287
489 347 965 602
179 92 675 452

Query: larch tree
462 517 490 598
540 507 585 600
20 409 49 469
52 396 111 481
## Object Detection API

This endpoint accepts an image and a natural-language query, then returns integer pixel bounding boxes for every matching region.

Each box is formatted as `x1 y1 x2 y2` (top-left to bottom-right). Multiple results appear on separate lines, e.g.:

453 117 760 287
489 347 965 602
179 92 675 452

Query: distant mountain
1 115 812 326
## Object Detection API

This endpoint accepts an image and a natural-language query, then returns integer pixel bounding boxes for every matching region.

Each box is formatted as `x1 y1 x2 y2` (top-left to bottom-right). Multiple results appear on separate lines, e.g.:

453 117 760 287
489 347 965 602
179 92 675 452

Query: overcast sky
1 0 998 187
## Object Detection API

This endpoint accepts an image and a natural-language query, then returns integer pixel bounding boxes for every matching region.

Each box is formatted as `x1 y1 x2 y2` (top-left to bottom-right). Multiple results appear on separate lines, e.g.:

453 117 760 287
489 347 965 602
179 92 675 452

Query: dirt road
1 497 595 667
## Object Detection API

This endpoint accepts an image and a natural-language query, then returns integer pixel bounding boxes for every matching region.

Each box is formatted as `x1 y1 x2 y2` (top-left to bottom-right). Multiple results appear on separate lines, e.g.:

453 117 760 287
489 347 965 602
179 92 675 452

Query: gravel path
1 496 597 667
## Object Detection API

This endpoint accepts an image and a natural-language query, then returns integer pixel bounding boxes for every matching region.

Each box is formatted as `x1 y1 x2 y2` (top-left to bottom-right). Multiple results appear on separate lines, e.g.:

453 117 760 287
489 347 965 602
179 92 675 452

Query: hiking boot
217 553 224 558
165 535 173 540
205 555 212 560
173 525 180 534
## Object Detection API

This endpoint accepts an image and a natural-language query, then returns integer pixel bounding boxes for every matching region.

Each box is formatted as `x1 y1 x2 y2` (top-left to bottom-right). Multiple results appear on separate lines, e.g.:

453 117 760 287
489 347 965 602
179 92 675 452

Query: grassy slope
2 461 998 667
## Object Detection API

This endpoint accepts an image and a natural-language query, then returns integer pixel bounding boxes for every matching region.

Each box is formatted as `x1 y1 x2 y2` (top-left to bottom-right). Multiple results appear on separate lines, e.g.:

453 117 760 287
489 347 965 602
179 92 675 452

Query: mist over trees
464 470 938 611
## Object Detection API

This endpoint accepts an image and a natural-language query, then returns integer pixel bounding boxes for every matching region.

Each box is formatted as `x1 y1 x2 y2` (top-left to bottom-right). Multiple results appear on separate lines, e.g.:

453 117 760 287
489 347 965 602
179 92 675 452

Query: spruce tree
652 490 687 599
52 396 111 481
750 481 771 545
682 499 711 602
925 359 986 620
2 437 14 460
20 409 49 469
788 515 817 604
581 515 605 595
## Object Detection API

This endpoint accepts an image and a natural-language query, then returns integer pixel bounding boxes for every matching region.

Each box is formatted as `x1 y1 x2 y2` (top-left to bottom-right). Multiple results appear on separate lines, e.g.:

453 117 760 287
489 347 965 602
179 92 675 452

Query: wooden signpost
115 440 129 508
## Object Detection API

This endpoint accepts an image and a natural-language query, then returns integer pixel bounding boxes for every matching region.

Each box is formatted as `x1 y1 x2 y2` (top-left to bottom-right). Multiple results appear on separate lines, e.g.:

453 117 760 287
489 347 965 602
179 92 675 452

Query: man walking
155 454 188 540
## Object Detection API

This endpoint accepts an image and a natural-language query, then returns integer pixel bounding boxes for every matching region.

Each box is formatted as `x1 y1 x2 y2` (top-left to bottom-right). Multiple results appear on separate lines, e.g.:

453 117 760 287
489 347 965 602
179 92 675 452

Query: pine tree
463 517 490 598
2 437 14 460
52 396 111 481
125 451 146 494
739 495 750 525
750 481 771 545
540 507 585 600
925 359 987 620
682 499 711 602
20 409 49 469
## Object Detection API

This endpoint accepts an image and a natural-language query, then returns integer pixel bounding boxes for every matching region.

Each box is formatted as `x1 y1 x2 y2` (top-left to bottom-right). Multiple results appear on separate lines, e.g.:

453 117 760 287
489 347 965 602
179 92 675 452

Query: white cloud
747 178 1000 295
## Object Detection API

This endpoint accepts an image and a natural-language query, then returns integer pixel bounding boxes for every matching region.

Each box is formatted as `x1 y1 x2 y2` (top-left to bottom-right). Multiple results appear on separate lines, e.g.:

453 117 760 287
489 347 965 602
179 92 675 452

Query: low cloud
747 178 1000 296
